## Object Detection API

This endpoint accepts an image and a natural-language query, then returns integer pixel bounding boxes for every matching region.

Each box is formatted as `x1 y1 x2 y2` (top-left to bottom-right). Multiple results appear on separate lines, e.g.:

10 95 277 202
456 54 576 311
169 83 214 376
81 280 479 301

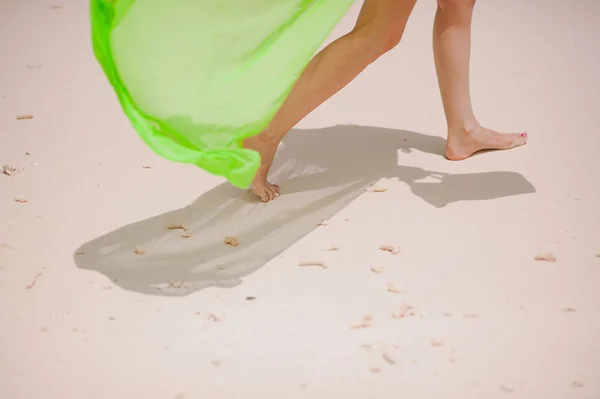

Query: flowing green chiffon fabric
90 0 353 188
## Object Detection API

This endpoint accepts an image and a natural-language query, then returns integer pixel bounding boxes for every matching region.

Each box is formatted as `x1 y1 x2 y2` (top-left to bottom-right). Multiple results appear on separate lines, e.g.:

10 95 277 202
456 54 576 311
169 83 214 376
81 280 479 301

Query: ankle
447 119 480 135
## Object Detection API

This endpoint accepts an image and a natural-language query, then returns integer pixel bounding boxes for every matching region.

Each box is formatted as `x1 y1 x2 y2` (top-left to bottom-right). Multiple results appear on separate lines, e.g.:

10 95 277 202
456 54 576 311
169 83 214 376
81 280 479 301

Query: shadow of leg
74 124 535 296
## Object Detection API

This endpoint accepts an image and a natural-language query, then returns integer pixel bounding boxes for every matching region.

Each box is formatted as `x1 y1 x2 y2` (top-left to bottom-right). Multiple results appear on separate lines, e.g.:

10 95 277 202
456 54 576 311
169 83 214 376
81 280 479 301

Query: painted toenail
520 132 527 137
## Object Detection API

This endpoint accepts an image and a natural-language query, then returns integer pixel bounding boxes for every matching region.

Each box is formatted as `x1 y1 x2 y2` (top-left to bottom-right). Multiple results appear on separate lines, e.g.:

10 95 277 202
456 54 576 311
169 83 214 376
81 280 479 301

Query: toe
260 191 270 202
251 185 269 202
510 132 528 148
266 188 275 201
251 182 280 202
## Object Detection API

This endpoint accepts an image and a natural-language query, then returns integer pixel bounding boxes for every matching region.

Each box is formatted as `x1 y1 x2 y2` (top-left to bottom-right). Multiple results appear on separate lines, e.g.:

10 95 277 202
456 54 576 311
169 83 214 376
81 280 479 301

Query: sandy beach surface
1 1 599 398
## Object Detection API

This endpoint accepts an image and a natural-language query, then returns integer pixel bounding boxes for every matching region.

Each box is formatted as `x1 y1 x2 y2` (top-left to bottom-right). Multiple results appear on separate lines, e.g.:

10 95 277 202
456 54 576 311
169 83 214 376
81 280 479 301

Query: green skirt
90 0 353 188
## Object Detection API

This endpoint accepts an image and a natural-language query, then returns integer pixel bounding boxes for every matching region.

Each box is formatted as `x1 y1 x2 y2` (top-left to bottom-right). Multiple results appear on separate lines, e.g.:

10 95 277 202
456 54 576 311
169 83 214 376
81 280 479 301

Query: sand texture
1 1 599 398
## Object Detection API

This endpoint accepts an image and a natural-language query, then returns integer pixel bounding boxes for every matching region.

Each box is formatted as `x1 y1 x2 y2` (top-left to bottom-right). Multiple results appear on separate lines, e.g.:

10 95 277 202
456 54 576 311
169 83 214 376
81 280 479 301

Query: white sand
1 1 599 398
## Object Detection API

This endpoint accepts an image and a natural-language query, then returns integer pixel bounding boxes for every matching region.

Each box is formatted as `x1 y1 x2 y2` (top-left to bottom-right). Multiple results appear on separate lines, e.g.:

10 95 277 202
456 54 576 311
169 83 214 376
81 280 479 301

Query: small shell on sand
224 236 239 246
16 114 33 120
380 245 401 255
325 245 339 251
534 252 556 262
13 197 28 203
134 246 145 255
299 260 328 269
370 267 384 274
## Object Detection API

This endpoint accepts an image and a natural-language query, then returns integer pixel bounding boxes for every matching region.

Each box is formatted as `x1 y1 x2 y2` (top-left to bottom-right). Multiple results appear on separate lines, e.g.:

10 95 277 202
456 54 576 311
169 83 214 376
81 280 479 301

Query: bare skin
432 0 527 160
244 0 527 202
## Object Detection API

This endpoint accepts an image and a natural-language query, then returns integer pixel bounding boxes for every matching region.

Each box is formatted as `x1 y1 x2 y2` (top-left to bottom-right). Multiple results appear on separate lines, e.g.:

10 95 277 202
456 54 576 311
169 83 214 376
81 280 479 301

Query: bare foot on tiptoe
445 125 528 161
243 134 280 202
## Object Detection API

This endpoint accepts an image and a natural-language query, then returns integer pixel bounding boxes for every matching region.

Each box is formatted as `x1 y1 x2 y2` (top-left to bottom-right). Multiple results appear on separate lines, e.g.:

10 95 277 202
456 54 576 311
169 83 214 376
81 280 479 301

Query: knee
351 23 405 61
437 0 476 12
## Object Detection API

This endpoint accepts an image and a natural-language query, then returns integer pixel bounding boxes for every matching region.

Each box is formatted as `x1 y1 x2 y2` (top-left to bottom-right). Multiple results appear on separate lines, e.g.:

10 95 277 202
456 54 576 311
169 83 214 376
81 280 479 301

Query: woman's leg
432 0 527 160
244 0 417 201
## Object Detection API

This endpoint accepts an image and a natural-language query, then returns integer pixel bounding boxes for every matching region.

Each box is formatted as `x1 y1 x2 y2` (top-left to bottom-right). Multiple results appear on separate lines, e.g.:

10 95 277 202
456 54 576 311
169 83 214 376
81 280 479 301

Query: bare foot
445 125 528 160
243 134 280 202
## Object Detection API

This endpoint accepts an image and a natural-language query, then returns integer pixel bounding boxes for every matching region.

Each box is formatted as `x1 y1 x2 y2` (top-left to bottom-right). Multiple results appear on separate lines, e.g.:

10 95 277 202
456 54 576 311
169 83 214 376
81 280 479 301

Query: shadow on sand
73 125 535 296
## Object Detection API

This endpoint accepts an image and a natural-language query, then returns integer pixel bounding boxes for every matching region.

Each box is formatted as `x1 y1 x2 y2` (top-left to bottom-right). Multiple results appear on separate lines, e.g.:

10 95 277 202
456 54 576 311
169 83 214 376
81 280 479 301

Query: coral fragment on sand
351 315 373 329
382 352 396 365
26 270 44 289
13 197 28 203
380 245 400 255
387 283 402 294
392 304 414 319
2 164 23 176
298 260 327 269
366 186 387 193
224 236 239 246
167 224 191 238
572 380 585 388
534 252 556 262
499 384 515 393
166 223 188 232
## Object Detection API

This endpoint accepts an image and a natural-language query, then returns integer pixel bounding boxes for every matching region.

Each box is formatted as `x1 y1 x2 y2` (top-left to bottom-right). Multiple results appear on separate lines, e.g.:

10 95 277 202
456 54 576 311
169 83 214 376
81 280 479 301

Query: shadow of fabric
73 125 535 296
